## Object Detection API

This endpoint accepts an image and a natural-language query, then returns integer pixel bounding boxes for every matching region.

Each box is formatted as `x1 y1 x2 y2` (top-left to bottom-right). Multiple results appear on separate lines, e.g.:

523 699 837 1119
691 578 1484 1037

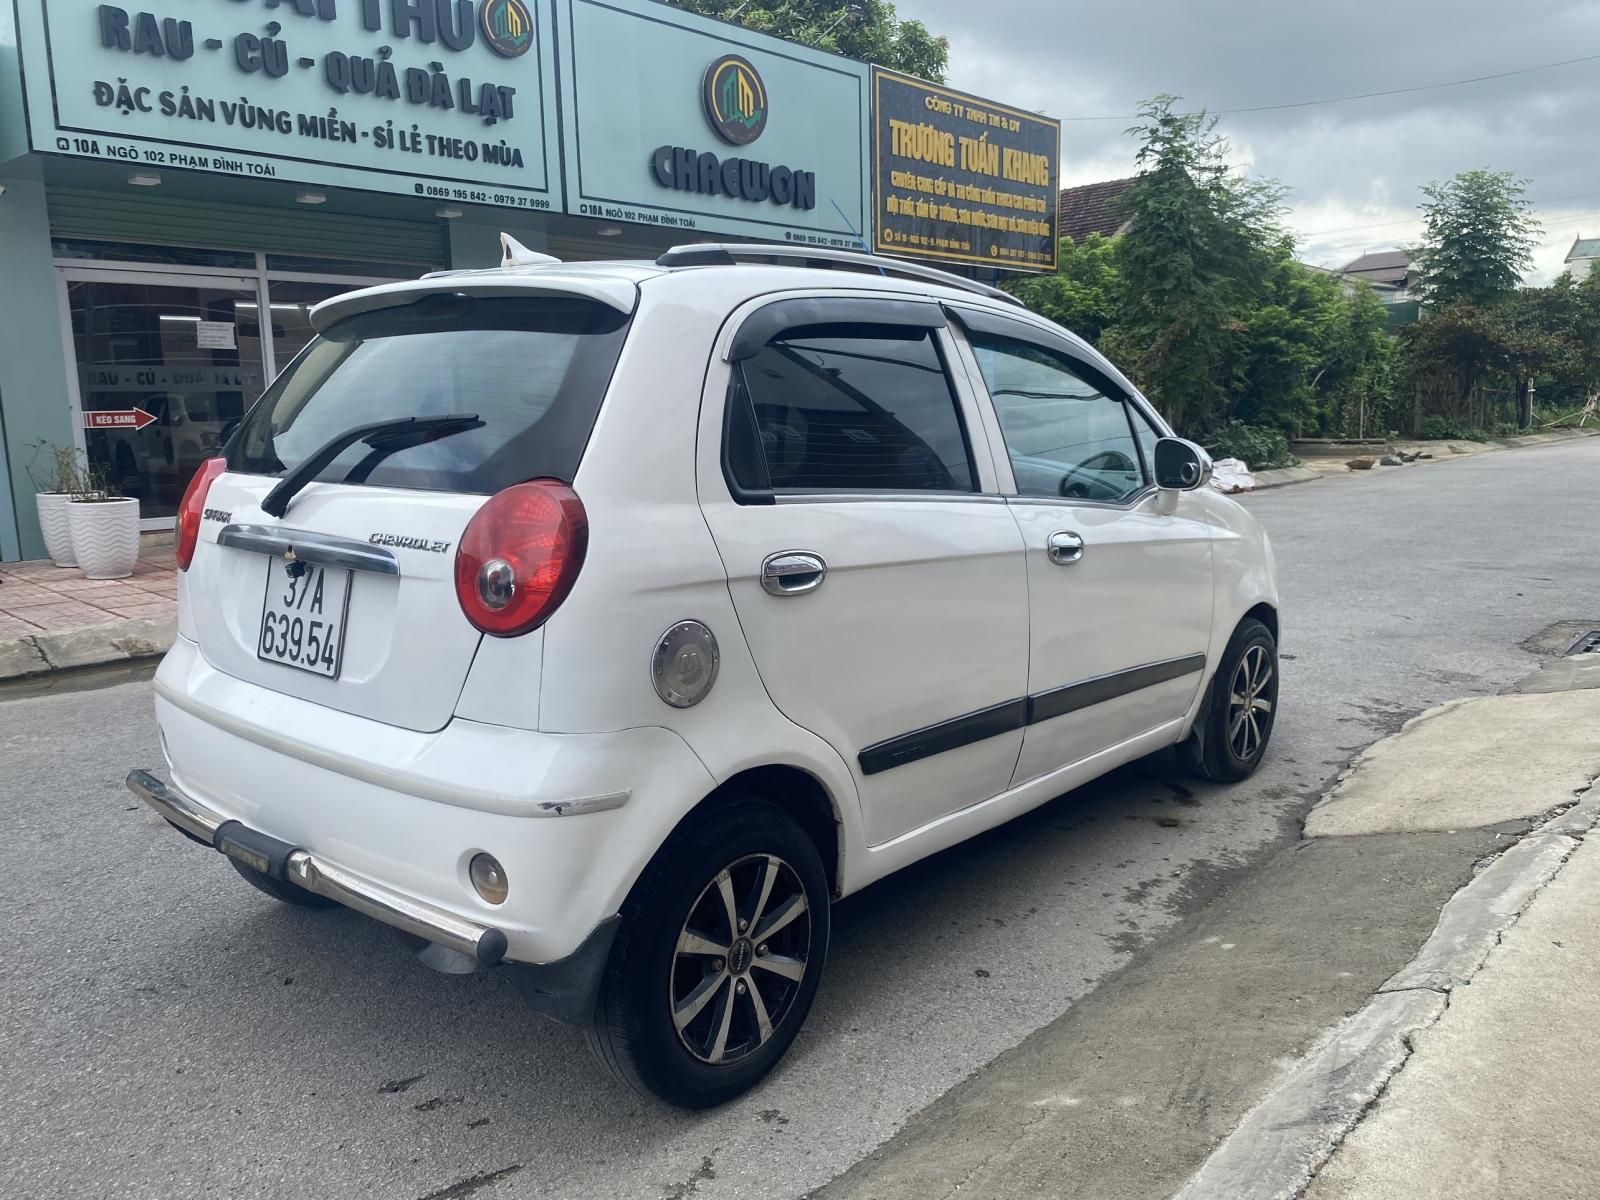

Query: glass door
62 269 266 523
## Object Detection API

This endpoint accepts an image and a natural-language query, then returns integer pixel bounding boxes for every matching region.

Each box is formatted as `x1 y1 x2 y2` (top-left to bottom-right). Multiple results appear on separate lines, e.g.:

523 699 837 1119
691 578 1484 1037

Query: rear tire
229 859 338 909
586 799 830 1108
1180 617 1278 783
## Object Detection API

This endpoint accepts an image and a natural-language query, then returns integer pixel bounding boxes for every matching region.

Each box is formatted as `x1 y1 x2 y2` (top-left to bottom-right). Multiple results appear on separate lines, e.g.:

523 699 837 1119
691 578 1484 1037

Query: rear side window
727 324 975 495
229 294 630 494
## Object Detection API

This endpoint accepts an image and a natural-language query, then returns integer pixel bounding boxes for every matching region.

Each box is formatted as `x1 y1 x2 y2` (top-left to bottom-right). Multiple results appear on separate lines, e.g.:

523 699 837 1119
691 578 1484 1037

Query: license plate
256 560 352 679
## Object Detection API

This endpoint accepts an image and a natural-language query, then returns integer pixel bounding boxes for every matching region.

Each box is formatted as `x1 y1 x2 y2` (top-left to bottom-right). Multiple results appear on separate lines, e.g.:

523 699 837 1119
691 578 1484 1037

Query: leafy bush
1202 422 1299 470
1418 416 1491 441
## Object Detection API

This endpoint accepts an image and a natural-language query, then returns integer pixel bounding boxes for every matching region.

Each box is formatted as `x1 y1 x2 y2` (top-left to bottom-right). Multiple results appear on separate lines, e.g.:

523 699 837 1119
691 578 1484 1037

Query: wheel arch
634 764 845 902
1188 601 1280 735
1242 601 1278 645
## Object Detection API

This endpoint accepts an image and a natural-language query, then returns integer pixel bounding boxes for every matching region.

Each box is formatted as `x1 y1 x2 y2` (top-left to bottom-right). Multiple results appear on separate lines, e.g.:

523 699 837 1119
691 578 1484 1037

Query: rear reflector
454 480 588 637
176 457 227 571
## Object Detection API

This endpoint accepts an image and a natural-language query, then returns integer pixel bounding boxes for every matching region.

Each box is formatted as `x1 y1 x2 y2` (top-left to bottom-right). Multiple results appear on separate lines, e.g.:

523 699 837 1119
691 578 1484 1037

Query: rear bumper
127 769 509 967
146 635 716 965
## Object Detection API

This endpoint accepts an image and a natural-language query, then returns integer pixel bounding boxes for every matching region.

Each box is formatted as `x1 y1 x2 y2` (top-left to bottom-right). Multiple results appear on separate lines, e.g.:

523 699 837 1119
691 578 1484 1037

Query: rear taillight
455 480 588 637
176 457 226 571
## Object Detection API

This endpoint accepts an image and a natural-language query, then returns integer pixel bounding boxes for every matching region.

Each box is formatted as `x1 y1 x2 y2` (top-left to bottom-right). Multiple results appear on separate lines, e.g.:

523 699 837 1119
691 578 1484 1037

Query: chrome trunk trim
218 524 400 576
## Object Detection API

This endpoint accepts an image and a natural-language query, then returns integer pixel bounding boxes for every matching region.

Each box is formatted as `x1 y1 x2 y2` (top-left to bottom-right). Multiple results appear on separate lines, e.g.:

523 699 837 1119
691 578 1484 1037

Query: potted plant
66 465 141 579
26 441 85 568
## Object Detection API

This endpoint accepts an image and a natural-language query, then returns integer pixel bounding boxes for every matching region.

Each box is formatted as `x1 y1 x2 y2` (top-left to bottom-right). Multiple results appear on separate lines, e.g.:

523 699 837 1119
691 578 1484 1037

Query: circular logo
480 0 534 59
728 938 755 975
703 55 768 146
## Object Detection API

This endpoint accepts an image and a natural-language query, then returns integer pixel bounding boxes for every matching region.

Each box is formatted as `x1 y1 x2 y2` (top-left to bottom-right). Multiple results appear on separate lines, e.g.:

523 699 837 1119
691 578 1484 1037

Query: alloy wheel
1227 643 1275 760
670 853 811 1065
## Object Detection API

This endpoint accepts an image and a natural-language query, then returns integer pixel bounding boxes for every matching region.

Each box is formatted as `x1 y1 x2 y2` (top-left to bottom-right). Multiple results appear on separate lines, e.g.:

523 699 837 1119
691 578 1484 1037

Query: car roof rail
655 243 1026 308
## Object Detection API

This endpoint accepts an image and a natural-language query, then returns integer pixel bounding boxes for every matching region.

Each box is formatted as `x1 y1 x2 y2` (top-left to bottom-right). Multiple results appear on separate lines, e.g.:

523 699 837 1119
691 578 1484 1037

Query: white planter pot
67 498 141 579
35 492 77 567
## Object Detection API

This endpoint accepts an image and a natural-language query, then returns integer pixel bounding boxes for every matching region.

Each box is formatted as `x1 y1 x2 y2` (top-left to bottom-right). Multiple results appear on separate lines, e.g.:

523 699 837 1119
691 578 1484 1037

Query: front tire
1180 617 1278 782
587 800 830 1108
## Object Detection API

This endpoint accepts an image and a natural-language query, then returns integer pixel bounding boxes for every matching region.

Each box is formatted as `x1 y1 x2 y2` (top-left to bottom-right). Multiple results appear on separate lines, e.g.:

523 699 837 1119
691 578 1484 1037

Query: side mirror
1153 437 1213 491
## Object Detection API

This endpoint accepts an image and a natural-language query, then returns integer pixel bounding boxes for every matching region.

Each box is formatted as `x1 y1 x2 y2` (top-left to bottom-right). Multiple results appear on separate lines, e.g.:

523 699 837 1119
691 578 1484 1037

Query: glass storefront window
56 243 418 526
67 277 265 519
266 252 434 278
262 279 373 377
53 239 257 270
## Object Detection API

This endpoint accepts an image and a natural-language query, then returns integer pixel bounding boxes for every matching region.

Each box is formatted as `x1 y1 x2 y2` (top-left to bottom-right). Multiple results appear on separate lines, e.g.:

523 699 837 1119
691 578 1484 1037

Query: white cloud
905 0 1600 284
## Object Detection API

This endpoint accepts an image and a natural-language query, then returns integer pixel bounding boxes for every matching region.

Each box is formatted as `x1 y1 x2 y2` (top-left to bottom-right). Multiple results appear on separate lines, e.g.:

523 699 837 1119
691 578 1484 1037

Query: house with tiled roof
1564 236 1600 281
1338 250 1420 329
1058 178 1135 244
1339 250 1417 297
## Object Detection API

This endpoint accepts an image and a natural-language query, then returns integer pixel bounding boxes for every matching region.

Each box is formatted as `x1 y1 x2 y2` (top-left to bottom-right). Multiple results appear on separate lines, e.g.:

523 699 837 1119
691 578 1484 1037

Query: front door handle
762 551 827 596
1047 531 1085 565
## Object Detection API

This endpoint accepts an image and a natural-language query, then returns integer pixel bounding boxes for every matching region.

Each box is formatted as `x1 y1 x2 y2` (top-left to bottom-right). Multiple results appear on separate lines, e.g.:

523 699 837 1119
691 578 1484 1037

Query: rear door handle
1047 531 1084 565
762 551 827 596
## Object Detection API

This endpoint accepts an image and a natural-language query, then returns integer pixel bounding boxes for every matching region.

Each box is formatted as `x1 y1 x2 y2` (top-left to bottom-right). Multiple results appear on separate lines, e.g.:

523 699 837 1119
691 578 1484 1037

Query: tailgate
187 473 483 732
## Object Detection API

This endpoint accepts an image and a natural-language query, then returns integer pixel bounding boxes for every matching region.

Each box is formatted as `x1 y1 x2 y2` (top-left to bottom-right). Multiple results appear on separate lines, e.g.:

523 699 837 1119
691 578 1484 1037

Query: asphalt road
3 438 1597 1200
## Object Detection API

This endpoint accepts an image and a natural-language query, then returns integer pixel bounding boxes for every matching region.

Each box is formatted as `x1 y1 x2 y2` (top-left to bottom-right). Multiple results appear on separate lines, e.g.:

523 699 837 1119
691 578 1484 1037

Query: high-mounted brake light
176 457 226 571
455 480 588 637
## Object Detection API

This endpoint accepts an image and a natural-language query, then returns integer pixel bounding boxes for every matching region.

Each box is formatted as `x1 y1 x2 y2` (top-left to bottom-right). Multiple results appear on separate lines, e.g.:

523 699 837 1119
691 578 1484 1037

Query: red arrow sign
84 408 157 431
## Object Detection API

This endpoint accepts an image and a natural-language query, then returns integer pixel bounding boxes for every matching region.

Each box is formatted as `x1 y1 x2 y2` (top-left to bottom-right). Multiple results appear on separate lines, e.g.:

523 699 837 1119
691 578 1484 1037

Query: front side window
728 324 975 494
1128 403 1163 478
968 332 1147 503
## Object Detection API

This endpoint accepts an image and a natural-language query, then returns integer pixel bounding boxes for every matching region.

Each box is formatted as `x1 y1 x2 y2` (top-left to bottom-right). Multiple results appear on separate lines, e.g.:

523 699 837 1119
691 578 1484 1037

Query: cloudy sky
908 0 1600 281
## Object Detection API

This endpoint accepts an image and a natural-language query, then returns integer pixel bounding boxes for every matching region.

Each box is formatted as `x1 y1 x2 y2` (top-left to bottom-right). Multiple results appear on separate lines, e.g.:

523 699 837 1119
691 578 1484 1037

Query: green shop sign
554 0 869 249
11 0 562 208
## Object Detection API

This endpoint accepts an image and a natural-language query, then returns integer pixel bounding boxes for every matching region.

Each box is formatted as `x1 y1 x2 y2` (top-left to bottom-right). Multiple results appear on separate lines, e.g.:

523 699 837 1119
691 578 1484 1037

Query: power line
1060 51 1600 122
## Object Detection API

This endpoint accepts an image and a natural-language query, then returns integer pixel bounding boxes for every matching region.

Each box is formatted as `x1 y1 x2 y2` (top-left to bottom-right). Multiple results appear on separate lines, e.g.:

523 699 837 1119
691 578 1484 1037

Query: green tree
1004 232 1122 343
1519 271 1600 421
1395 302 1512 430
1229 252 1341 433
1411 170 1540 307
1496 285 1570 426
668 1 949 80
1315 281 1395 437
1111 95 1285 434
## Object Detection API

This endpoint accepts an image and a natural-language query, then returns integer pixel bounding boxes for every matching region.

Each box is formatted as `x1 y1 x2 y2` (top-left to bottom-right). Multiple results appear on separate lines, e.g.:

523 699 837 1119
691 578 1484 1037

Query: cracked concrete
1173 802 1593 1200
1169 988 1448 1200
1173 691 1600 1200
809 829 1502 1200
1303 827 1600 1200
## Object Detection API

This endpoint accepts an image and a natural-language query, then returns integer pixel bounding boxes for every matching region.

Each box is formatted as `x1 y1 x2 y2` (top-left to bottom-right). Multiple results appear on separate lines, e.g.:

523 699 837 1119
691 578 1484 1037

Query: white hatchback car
129 238 1279 1108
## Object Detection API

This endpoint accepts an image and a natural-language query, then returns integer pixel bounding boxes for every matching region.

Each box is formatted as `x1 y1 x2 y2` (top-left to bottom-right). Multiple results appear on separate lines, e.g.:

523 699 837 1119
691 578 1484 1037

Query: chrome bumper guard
126 769 508 967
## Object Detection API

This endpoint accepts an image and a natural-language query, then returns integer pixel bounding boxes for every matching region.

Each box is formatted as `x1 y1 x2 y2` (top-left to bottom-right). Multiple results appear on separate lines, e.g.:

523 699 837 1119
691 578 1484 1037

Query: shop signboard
871 68 1059 272
554 0 870 248
10 0 562 209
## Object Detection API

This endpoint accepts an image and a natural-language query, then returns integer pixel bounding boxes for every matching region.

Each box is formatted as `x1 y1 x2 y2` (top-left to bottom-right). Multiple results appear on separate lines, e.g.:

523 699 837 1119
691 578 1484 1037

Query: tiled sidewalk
0 548 177 641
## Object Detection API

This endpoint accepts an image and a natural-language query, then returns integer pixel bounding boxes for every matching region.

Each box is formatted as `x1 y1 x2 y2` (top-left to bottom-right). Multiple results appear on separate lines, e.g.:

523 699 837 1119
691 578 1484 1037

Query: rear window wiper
260 414 482 518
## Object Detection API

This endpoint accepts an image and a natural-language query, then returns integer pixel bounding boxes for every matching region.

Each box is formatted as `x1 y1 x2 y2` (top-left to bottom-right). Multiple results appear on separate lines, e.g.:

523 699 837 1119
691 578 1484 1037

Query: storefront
0 0 1051 560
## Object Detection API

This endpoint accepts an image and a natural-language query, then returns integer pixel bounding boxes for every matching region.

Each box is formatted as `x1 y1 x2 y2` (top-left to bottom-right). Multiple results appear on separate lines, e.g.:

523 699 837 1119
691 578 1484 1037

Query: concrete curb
0 615 176 682
1170 990 1447 1200
1380 831 1579 994
1243 427 1600 495
1250 466 1321 490
1172 780 1598 1200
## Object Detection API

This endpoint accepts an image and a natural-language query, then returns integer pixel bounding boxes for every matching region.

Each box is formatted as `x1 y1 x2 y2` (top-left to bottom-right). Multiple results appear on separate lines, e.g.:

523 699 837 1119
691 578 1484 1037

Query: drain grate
1564 630 1600 656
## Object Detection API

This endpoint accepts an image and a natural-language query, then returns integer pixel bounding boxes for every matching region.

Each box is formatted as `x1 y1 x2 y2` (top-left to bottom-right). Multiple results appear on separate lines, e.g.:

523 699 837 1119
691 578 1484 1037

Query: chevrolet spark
129 238 1279 1108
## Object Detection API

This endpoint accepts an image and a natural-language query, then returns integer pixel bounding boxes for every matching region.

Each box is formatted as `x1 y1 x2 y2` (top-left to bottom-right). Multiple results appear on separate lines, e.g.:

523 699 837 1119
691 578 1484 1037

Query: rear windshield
228 293 631 494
